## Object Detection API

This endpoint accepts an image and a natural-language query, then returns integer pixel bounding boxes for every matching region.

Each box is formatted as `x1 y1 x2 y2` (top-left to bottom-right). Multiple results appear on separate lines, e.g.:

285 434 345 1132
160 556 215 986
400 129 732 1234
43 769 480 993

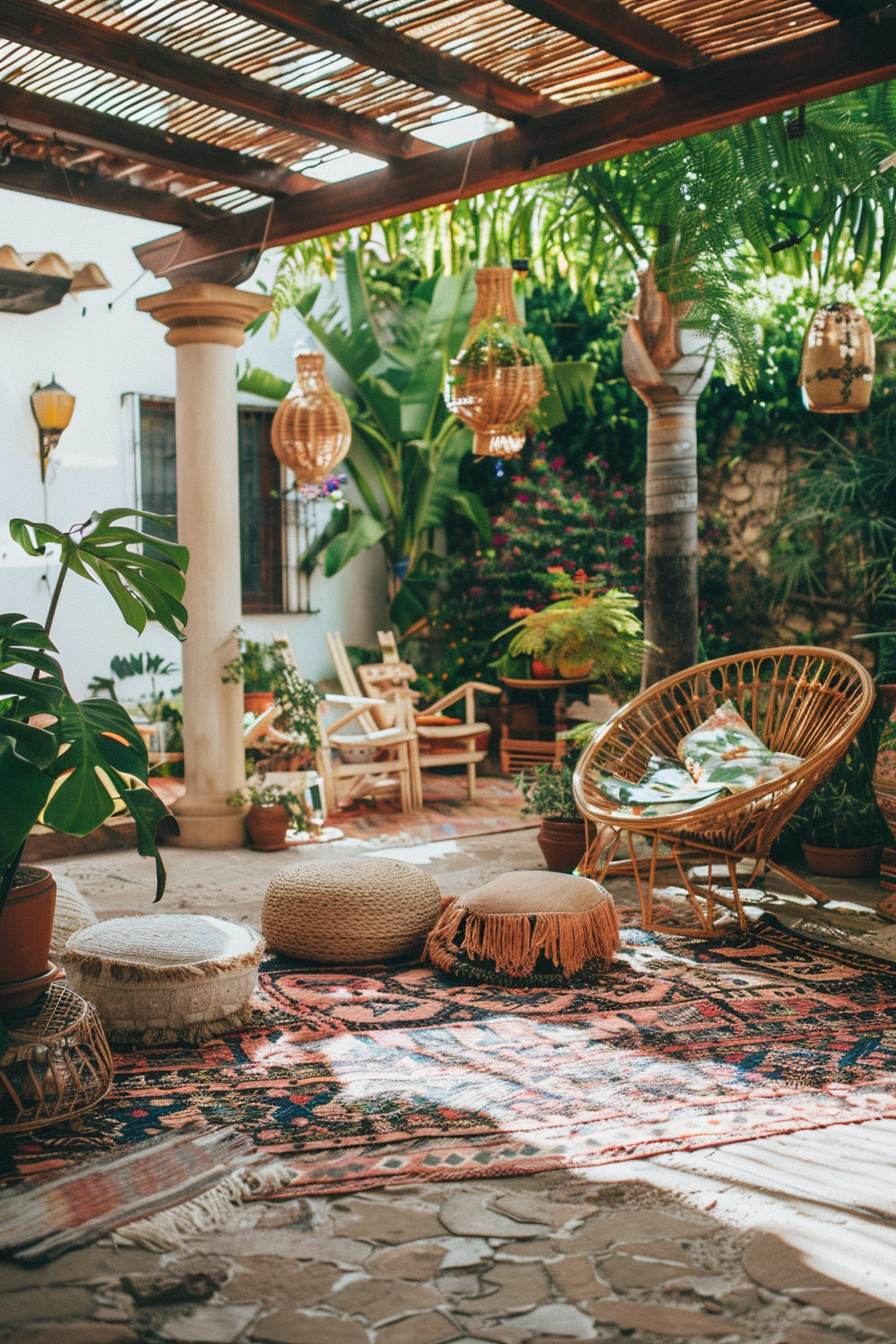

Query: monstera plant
0 509 188 923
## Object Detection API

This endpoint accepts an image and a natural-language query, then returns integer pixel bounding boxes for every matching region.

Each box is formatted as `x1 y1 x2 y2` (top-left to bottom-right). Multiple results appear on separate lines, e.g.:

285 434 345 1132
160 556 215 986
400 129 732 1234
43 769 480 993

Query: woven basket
262 857 441 963
61 915 265 1045
0 983 113 1133
447 364 545 457
272 352 352 484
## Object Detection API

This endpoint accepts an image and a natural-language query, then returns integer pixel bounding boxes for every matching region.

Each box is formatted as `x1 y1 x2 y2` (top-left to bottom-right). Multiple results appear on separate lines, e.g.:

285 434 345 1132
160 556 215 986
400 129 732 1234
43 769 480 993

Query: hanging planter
799 302 874 413
272 351 352 483
445 267 545 459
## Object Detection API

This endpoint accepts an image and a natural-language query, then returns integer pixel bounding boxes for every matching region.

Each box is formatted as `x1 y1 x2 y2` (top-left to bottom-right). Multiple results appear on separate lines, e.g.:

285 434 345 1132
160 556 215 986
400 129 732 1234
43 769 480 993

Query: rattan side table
0 982 114 1133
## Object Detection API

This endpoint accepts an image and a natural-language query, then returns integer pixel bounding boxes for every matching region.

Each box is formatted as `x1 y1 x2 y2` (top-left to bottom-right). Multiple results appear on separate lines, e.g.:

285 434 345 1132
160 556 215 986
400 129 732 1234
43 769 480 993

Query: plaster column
623 265 713 689
137 283 271 847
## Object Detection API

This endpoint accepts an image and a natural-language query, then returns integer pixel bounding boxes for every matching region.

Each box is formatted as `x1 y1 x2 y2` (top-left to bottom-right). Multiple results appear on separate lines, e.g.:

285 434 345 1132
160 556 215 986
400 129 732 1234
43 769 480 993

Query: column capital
137 282 271 348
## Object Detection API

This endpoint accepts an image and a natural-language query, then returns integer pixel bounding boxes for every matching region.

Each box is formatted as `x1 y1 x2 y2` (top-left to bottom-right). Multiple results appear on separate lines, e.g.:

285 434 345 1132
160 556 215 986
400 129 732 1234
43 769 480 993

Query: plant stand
0 982 113 1133
498 677 590 774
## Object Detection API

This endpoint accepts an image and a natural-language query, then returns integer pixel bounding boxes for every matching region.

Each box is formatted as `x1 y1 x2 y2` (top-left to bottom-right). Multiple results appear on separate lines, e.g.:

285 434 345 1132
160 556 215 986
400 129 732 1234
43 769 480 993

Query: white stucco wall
0 189 386 701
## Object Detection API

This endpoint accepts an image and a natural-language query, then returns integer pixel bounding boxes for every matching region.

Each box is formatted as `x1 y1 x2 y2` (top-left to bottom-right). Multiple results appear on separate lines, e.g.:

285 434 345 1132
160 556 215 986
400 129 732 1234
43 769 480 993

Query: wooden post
622 263 713 689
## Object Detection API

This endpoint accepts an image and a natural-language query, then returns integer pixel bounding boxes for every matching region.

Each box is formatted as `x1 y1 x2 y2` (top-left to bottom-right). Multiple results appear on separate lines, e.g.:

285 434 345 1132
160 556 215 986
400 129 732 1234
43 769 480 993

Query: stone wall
699 444 868 659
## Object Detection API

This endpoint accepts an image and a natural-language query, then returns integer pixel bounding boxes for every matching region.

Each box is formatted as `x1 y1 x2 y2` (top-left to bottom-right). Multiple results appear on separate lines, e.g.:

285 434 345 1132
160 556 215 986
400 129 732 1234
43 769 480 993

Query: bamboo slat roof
0 0 893 283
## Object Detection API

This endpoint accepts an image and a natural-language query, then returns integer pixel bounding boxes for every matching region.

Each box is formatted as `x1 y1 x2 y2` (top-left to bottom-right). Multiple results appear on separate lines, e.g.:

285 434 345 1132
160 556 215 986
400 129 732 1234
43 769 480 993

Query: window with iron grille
125 395 282 613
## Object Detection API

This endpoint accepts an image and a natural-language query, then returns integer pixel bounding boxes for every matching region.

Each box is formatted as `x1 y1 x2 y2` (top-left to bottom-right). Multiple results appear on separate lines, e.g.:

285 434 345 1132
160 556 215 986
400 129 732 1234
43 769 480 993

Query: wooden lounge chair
317 693 418 813
327 630 500 802
573 647 874 938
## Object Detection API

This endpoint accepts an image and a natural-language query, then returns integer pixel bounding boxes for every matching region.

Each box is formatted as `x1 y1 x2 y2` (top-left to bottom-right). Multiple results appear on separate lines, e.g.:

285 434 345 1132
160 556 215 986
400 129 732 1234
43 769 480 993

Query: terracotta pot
537 819 587 874
244 691 275 717
531 660 556 679
246 805 291 851
557 658 594 680
0 866 57 1008
802 842 881 878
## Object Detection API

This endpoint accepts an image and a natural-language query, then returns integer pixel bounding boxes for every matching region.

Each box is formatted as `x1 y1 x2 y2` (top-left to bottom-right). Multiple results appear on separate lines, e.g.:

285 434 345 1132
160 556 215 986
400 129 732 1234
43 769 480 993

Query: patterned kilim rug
5 927 896 1196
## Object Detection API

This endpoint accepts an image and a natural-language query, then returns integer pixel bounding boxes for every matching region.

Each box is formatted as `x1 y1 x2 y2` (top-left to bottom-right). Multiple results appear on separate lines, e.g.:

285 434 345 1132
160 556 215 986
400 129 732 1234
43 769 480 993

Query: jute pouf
425 871 620 986
262 858 441 963
61 915 264 1045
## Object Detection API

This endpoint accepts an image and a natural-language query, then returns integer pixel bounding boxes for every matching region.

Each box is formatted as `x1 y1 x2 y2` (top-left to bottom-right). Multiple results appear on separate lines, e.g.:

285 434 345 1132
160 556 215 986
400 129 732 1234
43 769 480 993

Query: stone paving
3 831 896 1343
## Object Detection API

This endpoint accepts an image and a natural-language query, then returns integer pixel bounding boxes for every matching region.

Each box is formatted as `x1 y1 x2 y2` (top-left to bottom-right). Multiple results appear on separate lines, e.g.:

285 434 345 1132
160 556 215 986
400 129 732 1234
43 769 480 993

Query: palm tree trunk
622 263 713 690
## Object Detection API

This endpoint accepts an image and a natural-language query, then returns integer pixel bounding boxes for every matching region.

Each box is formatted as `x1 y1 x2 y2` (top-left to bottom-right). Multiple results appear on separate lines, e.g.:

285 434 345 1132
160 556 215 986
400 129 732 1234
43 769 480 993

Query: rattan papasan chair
573 647 874 938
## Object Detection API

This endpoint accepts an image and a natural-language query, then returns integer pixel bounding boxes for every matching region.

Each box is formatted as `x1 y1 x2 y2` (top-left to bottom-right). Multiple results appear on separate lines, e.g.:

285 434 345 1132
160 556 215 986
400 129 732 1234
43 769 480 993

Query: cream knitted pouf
262 858 441 963
61 915 264 1045
50 874 98 959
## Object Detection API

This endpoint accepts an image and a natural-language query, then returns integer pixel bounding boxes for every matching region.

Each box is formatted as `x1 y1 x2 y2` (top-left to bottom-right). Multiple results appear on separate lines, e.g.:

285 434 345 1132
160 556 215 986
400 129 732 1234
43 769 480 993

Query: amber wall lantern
445 267 546 459
271 350 352 485
31 376 76 481
799 302 874 413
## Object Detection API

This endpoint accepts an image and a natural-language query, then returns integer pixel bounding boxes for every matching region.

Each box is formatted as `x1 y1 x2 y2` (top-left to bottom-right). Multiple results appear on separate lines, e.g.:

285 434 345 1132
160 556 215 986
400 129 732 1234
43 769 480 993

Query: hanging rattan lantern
799 302 875 414
445 267 545 458
271 351 352 484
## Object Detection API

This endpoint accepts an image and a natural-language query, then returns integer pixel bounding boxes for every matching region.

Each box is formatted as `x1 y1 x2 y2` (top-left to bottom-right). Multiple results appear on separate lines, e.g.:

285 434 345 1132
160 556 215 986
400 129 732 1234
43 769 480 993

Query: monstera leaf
10 509 188 640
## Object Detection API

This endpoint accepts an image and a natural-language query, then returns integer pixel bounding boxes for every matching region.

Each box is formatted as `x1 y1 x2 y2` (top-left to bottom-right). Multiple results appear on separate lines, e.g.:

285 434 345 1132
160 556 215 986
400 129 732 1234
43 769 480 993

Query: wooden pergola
2 1 896 283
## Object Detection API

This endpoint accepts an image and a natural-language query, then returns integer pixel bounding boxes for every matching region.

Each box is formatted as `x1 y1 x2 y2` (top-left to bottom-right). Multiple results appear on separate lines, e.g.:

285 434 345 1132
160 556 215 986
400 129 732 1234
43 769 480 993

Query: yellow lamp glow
31 376 76 481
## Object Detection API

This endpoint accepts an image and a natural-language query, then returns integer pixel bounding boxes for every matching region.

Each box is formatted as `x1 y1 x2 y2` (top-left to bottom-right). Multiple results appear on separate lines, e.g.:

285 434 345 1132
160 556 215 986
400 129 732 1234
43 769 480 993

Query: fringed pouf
425 871 620 986
262 858 441 963
61 915 264 1046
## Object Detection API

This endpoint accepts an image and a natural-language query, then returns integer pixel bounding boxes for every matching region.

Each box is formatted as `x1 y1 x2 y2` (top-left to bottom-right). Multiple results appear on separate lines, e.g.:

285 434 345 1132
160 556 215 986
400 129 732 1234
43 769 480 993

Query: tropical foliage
0 510 188 912
241 252 494 631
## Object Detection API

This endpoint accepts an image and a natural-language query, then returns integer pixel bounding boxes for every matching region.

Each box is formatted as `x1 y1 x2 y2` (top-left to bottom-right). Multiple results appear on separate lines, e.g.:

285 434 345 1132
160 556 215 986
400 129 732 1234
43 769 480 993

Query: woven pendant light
272 352 351 484
799 302 874 413
446 267 545 458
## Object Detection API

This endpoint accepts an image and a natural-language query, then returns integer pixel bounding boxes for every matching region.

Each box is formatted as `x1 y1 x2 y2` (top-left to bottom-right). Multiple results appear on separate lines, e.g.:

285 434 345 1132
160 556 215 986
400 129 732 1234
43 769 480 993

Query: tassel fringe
426 896 619 978
112 1160 297 1253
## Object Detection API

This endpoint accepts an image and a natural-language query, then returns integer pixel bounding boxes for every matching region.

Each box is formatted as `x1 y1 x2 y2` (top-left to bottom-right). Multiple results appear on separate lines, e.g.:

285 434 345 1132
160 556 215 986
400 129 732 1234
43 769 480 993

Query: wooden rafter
0 152 221 226
502 0 705 75
0 82 313 199
0 0 425 163
134 13 896 277
224 0 560 121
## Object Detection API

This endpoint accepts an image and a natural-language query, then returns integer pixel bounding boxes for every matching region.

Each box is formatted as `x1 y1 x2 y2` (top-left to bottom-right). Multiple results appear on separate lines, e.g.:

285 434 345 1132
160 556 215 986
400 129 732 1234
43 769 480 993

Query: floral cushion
678 700 802 790
594 701 802 820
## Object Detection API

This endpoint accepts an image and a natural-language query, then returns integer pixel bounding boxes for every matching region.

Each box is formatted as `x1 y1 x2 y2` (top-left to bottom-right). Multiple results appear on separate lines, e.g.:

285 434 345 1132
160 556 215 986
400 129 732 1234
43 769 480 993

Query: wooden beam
0 152 221 227
135 13 896 278
502 0 705 76
0 0 423 162
225 0 559 121
0 81 314 198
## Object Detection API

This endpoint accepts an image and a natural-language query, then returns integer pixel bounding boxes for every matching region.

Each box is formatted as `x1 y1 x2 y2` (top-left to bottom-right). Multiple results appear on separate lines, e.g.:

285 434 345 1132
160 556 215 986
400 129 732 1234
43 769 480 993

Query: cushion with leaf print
678 700 801 792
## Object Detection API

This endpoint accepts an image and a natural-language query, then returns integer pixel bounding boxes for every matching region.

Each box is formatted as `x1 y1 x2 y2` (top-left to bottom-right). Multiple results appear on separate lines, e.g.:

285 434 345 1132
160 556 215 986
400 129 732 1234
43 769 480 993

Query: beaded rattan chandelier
271 351 352 483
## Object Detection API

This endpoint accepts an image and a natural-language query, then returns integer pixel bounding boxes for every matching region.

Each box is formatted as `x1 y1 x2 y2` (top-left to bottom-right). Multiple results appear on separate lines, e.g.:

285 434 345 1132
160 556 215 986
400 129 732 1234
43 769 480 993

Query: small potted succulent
0 509 187 1011
517 743 587 873
228 783 310 851
495 570 644 684
222 631 276 716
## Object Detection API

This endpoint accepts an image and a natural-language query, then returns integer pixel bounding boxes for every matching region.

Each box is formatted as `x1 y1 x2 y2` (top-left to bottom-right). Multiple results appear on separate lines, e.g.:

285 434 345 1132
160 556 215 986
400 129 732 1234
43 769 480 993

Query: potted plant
0 509 187 1010
243 645 323 773
222 631 276 715
518 743 587 873
780 718 891 878
228 783 310 851
495 570 644 685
